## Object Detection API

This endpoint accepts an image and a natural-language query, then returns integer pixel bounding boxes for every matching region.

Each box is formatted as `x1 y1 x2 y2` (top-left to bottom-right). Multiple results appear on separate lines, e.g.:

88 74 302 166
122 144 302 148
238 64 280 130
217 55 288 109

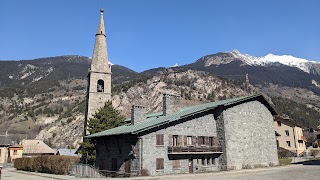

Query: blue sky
0 0 319 72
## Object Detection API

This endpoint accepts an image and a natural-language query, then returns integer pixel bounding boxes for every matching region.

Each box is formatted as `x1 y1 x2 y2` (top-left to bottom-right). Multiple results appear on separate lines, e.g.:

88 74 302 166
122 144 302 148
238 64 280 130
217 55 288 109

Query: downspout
139 137 143 174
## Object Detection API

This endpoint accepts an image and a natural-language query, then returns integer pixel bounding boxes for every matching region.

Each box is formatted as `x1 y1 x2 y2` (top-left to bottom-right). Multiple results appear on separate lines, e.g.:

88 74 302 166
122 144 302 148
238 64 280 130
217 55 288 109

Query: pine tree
88 101 125 134
80 100 125 165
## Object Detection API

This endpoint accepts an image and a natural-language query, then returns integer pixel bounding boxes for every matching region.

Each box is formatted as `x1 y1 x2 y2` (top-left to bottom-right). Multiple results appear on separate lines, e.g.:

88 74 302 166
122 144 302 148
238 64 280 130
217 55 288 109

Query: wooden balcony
168 146 223 155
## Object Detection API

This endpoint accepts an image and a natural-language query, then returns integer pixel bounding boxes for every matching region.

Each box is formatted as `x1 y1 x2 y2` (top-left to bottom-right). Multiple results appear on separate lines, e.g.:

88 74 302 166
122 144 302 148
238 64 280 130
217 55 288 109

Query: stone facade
84 9 112 136
217 101 278 169
141 113 219 176
94 98 278 176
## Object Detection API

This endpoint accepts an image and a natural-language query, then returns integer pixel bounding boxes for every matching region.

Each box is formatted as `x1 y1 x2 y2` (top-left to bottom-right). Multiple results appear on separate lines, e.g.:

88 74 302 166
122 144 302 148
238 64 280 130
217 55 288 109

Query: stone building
84 8 279 176
87 94 279 176
84 8 112 136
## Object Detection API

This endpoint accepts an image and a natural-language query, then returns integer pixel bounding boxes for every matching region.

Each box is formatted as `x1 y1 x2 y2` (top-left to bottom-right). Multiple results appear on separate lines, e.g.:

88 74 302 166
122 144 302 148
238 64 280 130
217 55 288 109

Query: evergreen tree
80 100 125 165
88 101 125 134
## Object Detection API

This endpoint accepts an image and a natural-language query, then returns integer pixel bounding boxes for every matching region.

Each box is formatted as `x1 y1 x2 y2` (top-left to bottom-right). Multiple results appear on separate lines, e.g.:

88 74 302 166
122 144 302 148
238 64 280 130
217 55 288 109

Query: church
84 9 279 176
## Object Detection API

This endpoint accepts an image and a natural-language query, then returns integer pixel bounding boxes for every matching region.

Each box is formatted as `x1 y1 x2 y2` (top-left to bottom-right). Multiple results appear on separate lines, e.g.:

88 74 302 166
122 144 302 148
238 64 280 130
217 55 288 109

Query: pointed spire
96 8 106 36
90 8 110 73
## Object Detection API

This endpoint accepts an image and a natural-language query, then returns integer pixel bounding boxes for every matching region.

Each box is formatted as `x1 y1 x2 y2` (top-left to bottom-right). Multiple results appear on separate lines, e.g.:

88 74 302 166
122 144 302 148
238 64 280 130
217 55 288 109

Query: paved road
2 162 320 180
1 168 75 180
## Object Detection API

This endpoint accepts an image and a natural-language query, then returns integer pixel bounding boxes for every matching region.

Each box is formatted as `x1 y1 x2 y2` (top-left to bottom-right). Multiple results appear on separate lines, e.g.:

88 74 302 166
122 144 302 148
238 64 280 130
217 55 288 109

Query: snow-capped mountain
230 50 320 74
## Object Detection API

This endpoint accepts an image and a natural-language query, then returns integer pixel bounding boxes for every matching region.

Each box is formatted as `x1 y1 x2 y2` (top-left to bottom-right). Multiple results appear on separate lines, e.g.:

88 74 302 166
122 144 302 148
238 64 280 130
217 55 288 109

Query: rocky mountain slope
0 53 320 147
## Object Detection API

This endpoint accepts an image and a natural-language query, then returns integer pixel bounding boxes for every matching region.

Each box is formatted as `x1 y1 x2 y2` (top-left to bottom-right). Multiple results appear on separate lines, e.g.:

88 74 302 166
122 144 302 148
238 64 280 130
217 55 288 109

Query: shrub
139 168 150 176
310 149 320 158
14 156 79 174
242 164 252 169
278 158 292 166
278 147 294 158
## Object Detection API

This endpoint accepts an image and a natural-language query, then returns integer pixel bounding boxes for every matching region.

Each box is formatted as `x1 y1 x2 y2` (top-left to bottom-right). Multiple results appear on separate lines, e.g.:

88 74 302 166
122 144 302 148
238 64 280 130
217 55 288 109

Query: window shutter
178 135 182 146
192 136 197 146
184 136 187 146
161 134 164 145
156 134 160 145
198 136 201 145
169 134 173 146
172 160 180 168
156 158 164 170
156 134 164 145
205 137 209 146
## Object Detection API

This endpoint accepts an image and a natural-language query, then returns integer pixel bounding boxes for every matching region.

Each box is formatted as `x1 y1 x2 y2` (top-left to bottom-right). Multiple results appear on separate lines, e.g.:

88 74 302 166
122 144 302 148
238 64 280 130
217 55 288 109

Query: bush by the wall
14 156 79 174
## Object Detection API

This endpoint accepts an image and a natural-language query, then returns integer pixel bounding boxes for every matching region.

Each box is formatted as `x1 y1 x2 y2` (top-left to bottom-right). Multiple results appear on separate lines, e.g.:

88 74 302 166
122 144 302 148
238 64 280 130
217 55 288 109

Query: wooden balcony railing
168 146 222 154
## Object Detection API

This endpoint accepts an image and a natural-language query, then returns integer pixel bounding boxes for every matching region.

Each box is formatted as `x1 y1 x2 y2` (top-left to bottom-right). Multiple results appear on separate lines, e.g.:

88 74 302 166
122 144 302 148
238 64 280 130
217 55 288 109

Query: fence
69 164 105 178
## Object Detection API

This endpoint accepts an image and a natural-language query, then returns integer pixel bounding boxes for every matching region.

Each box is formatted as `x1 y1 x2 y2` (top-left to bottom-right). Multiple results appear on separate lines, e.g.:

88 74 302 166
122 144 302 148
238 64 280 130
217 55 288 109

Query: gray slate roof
56 148 78 156
0 135 13 146
87 94 277 139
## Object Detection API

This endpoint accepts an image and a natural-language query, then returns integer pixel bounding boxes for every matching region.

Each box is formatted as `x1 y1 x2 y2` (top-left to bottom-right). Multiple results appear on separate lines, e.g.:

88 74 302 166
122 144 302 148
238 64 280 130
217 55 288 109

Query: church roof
96 9 106 36
87 94 277 139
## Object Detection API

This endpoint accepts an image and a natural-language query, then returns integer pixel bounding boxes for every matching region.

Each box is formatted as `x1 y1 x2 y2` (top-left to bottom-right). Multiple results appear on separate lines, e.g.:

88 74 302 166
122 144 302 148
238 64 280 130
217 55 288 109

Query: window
156 158 164 170
209 137 213 146
277 121 282 126
212 158 216 165
199 136 205 145
156 134 164 145
201 158 205 165
97 80 104 92
172 160 180 169
173 135 178 146
0 149 1 156
285 130 290 136
286 141 291 147
13 150 17 155
187 136 192 146
207 158 211 165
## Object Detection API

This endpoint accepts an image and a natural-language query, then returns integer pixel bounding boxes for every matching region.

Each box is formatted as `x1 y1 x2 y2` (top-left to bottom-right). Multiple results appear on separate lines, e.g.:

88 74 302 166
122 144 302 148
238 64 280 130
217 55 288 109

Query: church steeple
84 9 112 137
90 8 110 73
96 9 106 36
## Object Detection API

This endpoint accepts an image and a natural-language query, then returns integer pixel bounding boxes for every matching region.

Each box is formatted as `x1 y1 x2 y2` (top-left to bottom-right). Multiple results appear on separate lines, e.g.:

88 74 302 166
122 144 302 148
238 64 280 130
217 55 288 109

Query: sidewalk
5 168 76 180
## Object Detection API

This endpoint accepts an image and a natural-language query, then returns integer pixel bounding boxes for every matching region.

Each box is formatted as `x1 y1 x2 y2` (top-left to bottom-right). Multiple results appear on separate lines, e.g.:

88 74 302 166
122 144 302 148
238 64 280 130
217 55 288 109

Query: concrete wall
294 127 306 156
141 113 219 176
0 147 8 163
218 101 278 169
9 148 23 162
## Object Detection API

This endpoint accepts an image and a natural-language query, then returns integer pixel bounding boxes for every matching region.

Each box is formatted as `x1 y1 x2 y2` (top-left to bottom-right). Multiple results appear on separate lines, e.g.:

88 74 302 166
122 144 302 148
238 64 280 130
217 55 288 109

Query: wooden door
111 158 117 171
124 159 131 174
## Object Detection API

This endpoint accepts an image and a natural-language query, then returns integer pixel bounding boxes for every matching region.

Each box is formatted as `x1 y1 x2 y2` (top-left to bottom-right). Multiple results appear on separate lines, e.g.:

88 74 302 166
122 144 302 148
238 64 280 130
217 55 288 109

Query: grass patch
278 158 292 166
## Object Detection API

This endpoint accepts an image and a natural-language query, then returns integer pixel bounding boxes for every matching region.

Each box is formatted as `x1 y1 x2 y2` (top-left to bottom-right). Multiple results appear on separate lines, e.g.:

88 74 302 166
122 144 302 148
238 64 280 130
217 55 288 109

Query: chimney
163 94 180 116
131 105 146 125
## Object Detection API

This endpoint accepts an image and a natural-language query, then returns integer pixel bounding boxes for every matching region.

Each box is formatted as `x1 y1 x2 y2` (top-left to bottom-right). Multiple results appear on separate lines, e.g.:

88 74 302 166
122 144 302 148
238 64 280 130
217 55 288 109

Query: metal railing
168 146 222 154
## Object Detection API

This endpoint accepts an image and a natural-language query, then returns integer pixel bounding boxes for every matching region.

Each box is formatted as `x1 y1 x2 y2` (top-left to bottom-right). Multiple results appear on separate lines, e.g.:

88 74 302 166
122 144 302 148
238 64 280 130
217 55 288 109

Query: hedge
14 155 80 174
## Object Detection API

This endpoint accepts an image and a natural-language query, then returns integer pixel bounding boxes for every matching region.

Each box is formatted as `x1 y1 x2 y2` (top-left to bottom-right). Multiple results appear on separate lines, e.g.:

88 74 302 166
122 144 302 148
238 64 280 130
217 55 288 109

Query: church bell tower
84 9 112 136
